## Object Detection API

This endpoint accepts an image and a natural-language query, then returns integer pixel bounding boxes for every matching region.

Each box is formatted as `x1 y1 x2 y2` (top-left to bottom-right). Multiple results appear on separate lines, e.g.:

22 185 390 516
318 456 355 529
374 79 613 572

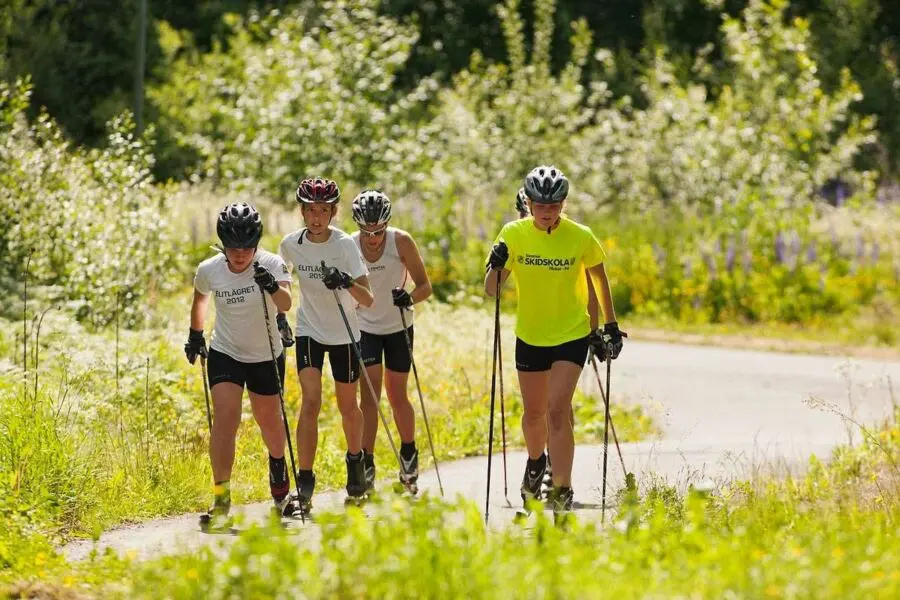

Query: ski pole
600 351 613 524
399 308 444 496
495 277 509 506
485 271 502 524
322 261 404 477
200 354 212 433
588 347 627 474
255 262 303 512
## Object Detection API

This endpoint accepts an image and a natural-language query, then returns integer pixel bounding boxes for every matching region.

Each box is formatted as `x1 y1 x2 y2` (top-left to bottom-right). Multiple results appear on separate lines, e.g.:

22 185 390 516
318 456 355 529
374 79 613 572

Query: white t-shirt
193 249 292 363
279 227 368 345
352 228 414 335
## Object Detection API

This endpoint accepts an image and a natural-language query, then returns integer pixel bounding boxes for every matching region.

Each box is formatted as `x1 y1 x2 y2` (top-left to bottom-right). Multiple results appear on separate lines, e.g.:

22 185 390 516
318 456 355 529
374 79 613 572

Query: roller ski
392 446 419 496
344 451 371 507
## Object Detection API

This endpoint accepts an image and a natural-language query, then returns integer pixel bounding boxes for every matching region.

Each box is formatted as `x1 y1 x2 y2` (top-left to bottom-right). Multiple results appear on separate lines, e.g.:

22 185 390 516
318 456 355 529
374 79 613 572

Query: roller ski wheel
392 479 418 497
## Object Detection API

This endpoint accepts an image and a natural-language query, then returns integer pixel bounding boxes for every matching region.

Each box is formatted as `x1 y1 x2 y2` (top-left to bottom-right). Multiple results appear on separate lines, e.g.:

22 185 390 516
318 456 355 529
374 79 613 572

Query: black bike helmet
217 202 263 248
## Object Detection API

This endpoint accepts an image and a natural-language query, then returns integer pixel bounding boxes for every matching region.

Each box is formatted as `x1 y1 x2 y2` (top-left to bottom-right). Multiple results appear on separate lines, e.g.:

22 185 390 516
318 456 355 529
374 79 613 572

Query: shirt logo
518 254 578 272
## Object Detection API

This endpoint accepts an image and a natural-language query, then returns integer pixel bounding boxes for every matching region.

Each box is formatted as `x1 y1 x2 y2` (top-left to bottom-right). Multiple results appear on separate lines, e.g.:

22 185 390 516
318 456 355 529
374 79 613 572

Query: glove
486 241 508 271
392 287 413 308
253 263 280 295
590 321 627 361
276 313 294 347
184 328 208 365
322 265 353 290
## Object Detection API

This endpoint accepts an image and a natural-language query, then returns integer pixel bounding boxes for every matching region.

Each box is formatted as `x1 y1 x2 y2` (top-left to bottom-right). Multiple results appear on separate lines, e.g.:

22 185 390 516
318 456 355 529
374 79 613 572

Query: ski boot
547 486 575 527
293 471 315 518
393 446 419 496
520 453 547 512
199 487 233 533
269 455 296 520
363 450 376 493
345 452 368 506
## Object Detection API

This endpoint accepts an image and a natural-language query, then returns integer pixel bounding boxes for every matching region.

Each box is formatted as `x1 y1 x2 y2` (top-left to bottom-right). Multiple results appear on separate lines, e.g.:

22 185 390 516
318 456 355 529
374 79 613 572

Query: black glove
392 287 413 308
184 328 208 365
276 313 294 347
322 265 353 290
591 321 627 361
253 263 280 295
486 241 508 271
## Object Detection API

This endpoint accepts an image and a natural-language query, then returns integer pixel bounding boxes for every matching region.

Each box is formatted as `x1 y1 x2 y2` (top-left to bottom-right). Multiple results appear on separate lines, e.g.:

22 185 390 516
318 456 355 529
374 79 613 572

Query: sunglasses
359 226 387 238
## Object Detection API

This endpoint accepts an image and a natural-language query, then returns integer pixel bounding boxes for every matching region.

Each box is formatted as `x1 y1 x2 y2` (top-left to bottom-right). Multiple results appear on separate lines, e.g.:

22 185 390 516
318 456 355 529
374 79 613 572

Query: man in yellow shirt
486 166 626 514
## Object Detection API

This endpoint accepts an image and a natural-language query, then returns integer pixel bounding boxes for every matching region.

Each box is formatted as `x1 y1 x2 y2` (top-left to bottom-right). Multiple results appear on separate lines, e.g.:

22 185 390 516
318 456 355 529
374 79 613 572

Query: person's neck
306 227 332 243
533 217 562 234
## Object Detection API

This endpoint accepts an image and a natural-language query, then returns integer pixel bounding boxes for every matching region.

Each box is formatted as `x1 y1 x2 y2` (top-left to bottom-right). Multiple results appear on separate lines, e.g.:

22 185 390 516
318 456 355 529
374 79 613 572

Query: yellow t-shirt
493 217 606 347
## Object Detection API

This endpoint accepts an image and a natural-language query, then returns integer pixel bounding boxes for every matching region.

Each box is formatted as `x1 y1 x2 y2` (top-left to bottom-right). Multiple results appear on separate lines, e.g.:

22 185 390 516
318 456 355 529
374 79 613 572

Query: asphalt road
63 340 900 562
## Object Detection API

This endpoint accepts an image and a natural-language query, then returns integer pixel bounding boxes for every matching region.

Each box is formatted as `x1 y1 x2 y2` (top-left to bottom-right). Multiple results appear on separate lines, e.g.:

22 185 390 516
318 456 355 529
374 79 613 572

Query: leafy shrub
0 79 180 328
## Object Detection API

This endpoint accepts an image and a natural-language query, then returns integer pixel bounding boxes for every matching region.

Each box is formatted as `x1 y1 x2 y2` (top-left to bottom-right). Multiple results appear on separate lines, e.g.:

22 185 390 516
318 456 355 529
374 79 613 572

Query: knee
299 394 322 418
337 398 361 419
523 405 546 424
548 406 570 430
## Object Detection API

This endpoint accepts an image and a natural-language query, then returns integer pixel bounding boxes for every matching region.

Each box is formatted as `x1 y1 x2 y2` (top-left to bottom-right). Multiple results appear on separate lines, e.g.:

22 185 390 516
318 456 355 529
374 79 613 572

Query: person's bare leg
359 364 383 452
546 361 583 488
384 369 416 443
209 382 243 482
296 368 323 470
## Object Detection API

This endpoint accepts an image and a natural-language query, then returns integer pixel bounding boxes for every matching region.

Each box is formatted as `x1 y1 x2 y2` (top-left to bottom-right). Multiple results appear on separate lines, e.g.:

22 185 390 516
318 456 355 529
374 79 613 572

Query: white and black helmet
515 187 529 217
351 190 392 227
524 165 569 204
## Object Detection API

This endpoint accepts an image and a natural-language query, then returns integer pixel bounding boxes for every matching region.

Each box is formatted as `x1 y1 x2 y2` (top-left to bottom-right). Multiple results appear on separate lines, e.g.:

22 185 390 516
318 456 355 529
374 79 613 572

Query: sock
347 450 363 461
213 480 231 508
527 453 547 473
297 469 314 484
400 441 417 460
269 455 289 501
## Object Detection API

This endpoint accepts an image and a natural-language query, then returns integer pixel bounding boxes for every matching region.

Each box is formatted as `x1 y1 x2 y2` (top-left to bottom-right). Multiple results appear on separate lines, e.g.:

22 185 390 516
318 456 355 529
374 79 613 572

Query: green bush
0 79 180 328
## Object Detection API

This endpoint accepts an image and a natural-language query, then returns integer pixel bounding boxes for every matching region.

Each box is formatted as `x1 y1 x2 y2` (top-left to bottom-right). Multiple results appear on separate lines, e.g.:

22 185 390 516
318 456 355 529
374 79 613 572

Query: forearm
410 281 432 304
270 285 292 312
586 272 599 330
588 265 617 324
484 269 502 297
349 281 374 307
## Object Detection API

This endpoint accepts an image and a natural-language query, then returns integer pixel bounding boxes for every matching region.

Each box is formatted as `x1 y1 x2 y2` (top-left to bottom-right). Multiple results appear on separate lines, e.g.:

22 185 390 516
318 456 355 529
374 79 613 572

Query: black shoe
547 486 574 514
294 471 316 512
363 450 376 491
399 449 419 487
199 495 232 531
521 454 547 503
346 452 367 498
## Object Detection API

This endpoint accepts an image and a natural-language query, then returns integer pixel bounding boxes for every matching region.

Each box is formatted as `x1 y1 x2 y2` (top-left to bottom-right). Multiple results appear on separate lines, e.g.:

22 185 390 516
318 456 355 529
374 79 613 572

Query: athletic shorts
515 335 590 372
295 336 360 384
206 348 285 396
359 327 414 373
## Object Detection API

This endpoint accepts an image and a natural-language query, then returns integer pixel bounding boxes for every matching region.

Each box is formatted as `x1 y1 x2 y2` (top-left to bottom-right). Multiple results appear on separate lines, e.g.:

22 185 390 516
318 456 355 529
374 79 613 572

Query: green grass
0 300 652 556
4 406 899 599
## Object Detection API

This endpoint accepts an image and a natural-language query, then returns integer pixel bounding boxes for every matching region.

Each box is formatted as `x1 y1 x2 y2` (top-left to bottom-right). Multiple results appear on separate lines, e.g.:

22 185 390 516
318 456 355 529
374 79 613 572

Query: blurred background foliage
2 0 899 342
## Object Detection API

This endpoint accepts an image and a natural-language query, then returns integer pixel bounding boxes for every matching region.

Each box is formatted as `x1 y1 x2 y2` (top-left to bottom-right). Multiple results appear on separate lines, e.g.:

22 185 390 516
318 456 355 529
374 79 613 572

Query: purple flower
806 239 817 263
856 232 865 265
743 249 752 274
683 257 693 279
703 251 717 280
725 239 736 272
871 240 880 264
775 232 786 264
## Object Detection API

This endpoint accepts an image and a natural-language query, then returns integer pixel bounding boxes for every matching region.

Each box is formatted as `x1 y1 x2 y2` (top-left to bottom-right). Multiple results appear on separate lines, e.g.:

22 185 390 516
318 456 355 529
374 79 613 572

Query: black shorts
295 336 360 384
515 336 590 372
206 348 285 396
359 327 414 373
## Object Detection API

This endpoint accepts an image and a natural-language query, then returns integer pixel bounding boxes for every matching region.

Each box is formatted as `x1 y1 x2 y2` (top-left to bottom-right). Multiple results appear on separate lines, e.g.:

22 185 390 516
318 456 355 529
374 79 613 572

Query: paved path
63 340 900 561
